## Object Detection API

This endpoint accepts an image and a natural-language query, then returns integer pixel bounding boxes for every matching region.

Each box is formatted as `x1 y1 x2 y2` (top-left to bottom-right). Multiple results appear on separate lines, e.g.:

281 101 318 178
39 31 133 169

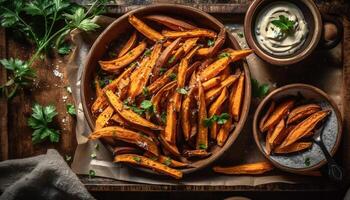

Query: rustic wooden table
1 0 350 193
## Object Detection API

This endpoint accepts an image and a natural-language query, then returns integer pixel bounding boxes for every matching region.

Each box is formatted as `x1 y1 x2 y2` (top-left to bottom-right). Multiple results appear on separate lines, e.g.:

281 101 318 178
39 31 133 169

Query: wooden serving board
1 0 350 192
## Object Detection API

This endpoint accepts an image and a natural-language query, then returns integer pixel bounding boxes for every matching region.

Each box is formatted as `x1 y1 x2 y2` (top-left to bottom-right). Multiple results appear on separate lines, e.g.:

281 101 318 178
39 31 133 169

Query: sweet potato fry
148 65 178 94
152 38 181 81
114 154 183 179
128 15 165 42
169 38 198 66
259 101 276 133
197 27 226 57
89 126 159 156
99 41 147 72
163 92 177 144
159 134 180 157
205 74 240 104
287 104 321 125
162 29 217 39
208 88 228 139
261 99 295 132
94 77 103 97
143 152 189 168
183 149 211 158
198 58 213 72
127 43 162 101
213 161 274 175
95 106 114 130
91 65 136 114
281 110 330 148
274 142 312 154
151 81 177 120
199 56 231 82
196 79 208 150
105 90 163 130
202 77 221 91
145 15 198 31
265 129 273 155
114 146 142 155
229 72 245 121
181 72 197 141
266 119 285 155
228 49 253 62
118 31 137 58
217 118 233 146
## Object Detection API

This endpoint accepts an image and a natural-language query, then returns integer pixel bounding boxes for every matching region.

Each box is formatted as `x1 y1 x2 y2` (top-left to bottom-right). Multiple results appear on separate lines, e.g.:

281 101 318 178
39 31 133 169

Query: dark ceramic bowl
81 4 252 175
253 84 342 173
244 0 342 66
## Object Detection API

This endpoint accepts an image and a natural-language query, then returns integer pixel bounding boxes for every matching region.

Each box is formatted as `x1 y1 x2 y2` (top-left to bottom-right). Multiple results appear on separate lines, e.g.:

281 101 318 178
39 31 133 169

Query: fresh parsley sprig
251 78 270 99
271 15 296 34
203 113 230 127
28 103 60 144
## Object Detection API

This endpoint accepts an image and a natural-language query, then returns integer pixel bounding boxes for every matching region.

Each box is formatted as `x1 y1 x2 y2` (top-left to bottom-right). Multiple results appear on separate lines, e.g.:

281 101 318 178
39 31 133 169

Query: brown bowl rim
81 4 252 175
252 83 343 173
244 0 322 66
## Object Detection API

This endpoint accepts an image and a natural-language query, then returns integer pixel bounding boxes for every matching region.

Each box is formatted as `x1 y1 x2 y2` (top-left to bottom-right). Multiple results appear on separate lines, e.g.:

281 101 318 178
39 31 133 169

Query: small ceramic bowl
253 84 342 173
244 0 343 66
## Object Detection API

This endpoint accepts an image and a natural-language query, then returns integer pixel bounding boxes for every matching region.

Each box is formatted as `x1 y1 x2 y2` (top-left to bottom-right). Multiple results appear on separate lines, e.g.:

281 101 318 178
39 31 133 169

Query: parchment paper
69 16 343 185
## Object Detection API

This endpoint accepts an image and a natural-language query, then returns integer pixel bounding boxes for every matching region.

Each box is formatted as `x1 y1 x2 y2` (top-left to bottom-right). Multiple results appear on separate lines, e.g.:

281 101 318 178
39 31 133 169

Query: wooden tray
1 0 350 192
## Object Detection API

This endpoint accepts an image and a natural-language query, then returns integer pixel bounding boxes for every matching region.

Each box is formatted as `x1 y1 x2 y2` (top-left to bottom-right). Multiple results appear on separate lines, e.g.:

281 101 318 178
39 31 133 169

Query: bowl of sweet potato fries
253 84 342 173
81 4 253 179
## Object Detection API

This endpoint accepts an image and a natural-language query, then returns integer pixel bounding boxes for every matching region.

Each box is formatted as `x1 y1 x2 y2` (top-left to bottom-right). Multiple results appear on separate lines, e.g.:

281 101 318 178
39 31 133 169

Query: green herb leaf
133 156 141 164
271 15 296 34
160 112 167 124
88 169 96 178
304 157 311 166
94 143 99 150
142 87 150 97
28 104 60 144
159 67 167 75
168 55 176 64
66 103 76 116
176 87 188 95
207 39 215 47
237 32 244 38
163 157 172 166
168 73 177 80
199 144 207 150
251 79 270 98
143 48 152 57
91 153 97 159
140 100 153 110
216 113 230 125
58 43 71 55
65 155 72 162
218 52 230 59
203 113 230 127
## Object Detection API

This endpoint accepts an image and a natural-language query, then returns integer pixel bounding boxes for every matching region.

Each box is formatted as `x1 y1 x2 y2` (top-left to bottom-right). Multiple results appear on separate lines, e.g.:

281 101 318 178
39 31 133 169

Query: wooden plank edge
0 28 8 161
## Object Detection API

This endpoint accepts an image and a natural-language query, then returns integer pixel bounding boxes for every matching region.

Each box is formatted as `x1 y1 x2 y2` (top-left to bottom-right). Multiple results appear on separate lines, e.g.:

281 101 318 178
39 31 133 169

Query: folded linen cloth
0 149 95 200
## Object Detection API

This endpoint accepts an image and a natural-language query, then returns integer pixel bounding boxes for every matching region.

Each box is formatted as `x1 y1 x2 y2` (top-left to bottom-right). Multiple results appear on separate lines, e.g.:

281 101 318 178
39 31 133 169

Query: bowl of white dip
244 0 342 66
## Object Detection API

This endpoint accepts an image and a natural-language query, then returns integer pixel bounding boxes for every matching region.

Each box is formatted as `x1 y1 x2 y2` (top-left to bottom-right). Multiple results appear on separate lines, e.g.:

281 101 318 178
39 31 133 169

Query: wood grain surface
0 0 349 192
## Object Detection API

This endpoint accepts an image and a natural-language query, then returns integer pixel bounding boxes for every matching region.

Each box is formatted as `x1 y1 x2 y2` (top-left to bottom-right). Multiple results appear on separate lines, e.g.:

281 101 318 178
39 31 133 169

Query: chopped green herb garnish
163 157 172 166
58 43 71 55
161 112 167 123
203 113 230 127
66 103 76 116
128 51 133 56
91 153 97 159
65 155 72 162
304 157 311 166
150 156 158 161
271 15 296 34
237 32 244 38
251 78 270 99
199 144 207 150
142 87 150 97
140 100 153 110
143 48 152 57
133 156 141 163
94 143 99 150
88 169 96 178
28 104 60 144
176 87 188 95
159 67 167 75
218 52 230 59
168 73 177 80
168 55 176 64
207 39 215 47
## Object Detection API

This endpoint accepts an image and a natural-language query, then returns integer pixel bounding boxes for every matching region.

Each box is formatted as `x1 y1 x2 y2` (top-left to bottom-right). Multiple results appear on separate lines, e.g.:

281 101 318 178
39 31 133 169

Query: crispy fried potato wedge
266 119 285 155
197 28 226 57
99 41 147 72
148 65 178 94
89 126 159 156
261 99 295 132
199 56 231 82
259 101 276 133
228 49 253 62
95 106 114 130
217 118 233 146
230 72 245 121
274 142 312 154
163 92 177 144
152 38 181 81
183 149 211 158
196 78 208 150
159 134 180 157
287 104 321 125
105 90 163 130
213 161 274 175
114 146 142 155
91 65 136 114
281 110 330 148
198 58 213 72
205 74 240 104
127 43 162 101
128 15 165 42
152 81 177 121
143 152 189 168
118 31 137 58
145 15 198 31
208 88 228 139
169 38 199 66
114 154 182 179
162 29 217 39
202 76 221 91
181 71 197 141
265 129 273 155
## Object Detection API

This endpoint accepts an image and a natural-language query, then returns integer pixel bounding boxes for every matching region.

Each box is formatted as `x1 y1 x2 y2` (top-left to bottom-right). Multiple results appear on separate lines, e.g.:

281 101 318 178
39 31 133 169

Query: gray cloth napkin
0 149 95 200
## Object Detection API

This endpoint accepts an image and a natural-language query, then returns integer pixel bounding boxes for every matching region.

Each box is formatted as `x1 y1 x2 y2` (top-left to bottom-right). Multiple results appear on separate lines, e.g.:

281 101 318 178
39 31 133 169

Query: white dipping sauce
254 1 309 56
